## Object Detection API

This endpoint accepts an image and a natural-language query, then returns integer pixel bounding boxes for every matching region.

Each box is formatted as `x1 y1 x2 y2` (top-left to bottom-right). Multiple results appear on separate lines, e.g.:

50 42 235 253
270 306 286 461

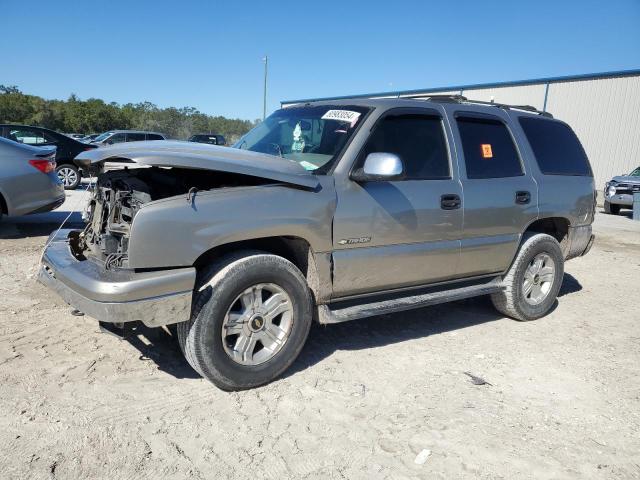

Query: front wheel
56 164 81 190
177 251 313 390
491 233 564 321
604 200 620 215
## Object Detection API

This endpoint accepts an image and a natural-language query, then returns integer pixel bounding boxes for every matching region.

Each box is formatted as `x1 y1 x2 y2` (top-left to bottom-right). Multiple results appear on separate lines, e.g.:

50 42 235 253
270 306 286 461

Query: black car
188 134 226 146
0 124 97 189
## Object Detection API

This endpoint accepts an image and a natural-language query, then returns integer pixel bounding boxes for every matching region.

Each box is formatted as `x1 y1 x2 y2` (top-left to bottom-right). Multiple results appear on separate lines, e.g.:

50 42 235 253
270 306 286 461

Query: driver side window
361 114 450 180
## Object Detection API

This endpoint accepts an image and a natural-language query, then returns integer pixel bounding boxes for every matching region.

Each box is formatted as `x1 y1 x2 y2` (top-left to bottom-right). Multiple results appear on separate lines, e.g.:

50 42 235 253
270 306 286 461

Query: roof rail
410 94 553 118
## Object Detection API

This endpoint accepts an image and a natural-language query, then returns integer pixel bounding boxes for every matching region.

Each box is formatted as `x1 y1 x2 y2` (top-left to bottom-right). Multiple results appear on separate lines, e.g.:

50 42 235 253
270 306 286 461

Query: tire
56 164 81 190
491 233 564 322
177 251 313 390
604 200 620 215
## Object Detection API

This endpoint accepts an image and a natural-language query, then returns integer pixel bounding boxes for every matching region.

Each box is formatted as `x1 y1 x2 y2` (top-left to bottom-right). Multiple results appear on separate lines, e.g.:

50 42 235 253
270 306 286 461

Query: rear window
457 117 523 179
519 117 592 176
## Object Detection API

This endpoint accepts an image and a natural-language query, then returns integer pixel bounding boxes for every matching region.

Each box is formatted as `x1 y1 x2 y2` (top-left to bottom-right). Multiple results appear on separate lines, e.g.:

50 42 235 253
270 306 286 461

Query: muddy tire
604 200 620 215
177 251 313 390
491 233 564 322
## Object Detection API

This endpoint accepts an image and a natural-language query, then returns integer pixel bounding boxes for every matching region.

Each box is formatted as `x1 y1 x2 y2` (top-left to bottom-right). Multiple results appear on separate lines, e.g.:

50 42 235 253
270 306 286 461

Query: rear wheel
56 164 81 190
491 233 564 321
604 200 620 215
177 251 313 390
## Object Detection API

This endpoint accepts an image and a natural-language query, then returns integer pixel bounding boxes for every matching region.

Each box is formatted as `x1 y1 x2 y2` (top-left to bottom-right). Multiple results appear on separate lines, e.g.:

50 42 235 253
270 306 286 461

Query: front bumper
605 193 633 206
38 229 196 327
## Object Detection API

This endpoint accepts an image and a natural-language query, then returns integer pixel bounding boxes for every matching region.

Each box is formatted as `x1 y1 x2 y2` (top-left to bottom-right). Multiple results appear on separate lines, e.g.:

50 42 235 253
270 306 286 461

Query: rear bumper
565 225 595 260
29 195 65 214
38 229 195 327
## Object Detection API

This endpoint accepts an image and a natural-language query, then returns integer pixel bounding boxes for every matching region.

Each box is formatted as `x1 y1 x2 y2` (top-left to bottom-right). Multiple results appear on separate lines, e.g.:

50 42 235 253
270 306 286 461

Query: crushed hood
611 175 640 184
74 140 320 190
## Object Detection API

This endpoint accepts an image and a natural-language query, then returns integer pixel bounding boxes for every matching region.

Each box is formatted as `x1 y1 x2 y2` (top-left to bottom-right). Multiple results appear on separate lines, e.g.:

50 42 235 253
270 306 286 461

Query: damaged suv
39 97 595 390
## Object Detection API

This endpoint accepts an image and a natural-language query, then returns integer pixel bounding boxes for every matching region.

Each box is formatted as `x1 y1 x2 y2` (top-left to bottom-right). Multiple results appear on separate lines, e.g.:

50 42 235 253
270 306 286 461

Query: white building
282 69 640 193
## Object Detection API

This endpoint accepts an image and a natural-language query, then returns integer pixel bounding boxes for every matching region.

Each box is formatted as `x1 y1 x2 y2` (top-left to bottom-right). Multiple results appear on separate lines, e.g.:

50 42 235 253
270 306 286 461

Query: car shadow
0 211 85 239
113 323 201 379
558 273 582 297
121 273 584 381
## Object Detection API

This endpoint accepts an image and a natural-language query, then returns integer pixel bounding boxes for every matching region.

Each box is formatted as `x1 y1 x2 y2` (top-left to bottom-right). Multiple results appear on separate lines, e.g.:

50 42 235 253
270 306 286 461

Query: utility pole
262 55 268 121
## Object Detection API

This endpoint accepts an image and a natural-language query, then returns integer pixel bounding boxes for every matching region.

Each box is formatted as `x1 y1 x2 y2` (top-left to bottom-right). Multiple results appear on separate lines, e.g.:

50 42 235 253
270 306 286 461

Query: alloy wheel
221 283 294 366
57 167 78 188
522 253 556 305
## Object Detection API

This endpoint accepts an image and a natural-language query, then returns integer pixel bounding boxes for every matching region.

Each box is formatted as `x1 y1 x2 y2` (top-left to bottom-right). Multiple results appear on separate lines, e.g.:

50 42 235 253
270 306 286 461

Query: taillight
28 159 56 174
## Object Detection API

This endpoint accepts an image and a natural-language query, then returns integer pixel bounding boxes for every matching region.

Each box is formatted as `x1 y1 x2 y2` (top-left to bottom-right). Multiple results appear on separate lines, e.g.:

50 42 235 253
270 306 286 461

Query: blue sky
2 0 639 120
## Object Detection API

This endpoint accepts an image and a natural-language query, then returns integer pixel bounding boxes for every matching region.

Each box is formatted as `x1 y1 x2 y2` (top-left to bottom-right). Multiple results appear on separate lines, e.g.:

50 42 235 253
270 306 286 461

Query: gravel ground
1 190 639 479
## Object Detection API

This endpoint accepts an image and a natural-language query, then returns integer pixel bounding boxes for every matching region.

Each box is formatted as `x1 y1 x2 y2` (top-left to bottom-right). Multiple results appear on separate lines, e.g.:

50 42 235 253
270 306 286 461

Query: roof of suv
282 96 552 118
103 130 165 135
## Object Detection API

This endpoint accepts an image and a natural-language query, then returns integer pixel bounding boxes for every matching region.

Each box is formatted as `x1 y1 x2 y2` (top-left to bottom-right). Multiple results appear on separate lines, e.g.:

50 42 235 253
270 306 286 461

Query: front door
331 108 463 298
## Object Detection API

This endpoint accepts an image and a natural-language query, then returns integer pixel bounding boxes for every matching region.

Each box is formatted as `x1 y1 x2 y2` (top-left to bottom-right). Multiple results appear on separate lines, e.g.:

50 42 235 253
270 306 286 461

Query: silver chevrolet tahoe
39 96 596 390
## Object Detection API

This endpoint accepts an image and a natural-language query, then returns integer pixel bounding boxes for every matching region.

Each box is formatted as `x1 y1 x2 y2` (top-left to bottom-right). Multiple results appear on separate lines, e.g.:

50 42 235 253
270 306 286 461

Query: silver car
0 137 65 221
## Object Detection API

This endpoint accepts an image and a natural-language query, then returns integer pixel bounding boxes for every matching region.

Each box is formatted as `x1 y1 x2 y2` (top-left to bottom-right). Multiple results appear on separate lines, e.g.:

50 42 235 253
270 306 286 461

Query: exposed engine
75 166 268 268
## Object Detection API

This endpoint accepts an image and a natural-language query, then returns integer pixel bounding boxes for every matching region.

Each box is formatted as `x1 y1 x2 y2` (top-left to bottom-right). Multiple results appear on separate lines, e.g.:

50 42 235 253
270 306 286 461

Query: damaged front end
74 166 272 269
78 170 151 269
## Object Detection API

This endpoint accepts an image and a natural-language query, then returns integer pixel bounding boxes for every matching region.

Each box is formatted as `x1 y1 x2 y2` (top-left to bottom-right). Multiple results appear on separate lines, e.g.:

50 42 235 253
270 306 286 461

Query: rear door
331 107 463 297
446 106 538 277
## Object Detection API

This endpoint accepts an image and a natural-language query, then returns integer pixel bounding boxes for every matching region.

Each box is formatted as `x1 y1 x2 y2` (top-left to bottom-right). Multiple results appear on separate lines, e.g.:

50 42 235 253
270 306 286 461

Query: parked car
65 133 86 140
0 124 97 190
188 134 226 146
90 130 166 146
80 134 100 143
604 166 640 214
0 137 65 222
39 97 595 390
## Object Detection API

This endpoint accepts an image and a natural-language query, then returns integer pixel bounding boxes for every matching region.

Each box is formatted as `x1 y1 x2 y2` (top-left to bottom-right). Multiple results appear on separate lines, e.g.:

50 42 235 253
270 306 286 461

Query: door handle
515 191 531 204
441 194 461 210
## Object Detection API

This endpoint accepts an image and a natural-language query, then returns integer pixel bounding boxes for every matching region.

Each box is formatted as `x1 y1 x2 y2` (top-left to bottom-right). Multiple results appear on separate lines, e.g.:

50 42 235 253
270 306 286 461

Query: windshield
629 167 640 177
234 105 369 172
93 131 114 142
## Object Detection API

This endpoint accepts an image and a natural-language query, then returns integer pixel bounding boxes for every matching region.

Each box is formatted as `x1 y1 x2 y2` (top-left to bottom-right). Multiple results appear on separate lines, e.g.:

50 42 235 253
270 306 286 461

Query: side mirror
352 152 404 182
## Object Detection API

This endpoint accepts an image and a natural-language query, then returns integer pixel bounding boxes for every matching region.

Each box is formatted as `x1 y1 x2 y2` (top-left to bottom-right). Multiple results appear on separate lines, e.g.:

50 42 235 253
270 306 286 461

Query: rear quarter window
519 117 592 176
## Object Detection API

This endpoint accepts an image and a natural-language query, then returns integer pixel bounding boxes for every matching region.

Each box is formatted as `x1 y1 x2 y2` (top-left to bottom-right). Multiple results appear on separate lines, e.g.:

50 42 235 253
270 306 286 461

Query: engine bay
76 166 269 268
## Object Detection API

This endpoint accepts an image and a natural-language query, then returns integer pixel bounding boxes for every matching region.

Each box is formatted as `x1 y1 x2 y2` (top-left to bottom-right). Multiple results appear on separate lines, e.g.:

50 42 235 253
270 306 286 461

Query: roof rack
405 94 553 118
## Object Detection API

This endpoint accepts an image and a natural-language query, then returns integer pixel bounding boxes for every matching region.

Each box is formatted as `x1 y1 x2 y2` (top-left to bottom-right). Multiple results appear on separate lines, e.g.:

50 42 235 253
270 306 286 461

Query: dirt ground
1 190 639 479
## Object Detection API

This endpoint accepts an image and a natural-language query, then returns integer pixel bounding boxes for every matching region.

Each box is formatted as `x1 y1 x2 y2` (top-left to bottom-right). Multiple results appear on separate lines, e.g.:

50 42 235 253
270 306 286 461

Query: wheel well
524 217 570 252
193 236 319 297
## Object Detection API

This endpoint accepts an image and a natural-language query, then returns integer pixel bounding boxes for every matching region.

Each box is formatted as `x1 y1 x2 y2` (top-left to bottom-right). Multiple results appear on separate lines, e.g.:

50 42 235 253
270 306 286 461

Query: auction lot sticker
322 110 361 126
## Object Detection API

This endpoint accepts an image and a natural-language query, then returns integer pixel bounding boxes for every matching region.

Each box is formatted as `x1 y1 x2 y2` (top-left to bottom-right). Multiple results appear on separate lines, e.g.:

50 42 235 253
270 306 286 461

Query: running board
317 278 504 324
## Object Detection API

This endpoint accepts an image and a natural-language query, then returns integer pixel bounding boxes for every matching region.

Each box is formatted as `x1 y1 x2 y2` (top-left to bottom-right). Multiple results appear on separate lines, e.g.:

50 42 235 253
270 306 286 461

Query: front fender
127 180 336 269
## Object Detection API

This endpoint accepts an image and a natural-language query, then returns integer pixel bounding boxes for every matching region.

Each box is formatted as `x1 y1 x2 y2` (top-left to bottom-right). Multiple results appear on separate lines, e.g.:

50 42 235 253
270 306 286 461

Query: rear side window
147 133 164 140
127 133 146 142
519 117 592 176
457 117 523 179
361 114 450 179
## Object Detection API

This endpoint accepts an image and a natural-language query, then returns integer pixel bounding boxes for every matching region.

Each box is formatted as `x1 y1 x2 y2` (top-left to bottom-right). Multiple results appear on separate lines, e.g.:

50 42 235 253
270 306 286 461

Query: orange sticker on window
481 144 493 158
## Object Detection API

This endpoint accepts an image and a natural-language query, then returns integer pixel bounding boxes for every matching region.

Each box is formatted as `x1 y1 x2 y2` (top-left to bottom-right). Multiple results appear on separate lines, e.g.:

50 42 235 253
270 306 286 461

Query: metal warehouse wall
283 71 640 192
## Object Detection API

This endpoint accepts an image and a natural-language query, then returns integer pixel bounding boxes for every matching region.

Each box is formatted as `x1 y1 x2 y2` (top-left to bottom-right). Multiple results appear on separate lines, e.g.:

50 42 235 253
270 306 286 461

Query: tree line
0 85 258 142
